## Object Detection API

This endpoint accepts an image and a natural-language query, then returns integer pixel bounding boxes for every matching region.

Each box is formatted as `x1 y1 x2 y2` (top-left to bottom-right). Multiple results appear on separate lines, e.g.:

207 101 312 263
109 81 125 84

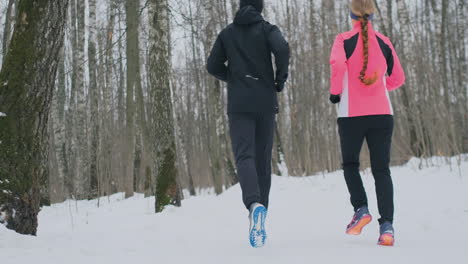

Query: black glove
275 82 285 92
329 94 341 104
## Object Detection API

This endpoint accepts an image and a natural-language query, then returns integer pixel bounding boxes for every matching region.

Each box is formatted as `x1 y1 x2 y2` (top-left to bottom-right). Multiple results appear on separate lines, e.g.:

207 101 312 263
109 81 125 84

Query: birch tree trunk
74 0 88 198
0 0 69 235
88 0 99 198
64 0 76 198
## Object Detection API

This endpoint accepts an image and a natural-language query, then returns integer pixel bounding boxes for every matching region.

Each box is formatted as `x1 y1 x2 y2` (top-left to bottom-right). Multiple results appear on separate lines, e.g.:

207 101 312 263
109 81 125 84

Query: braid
358 15 378 86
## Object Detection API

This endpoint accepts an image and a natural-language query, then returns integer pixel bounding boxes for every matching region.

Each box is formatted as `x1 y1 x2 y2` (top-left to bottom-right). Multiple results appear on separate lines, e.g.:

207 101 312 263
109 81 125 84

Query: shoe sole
250 206 267 248
346 215 372 235
378 233 395 246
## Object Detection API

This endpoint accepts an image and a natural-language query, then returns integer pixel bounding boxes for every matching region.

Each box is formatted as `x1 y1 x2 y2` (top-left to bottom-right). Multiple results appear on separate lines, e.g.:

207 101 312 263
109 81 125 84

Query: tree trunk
149 0 181 213
100 0 117 196
396 0 423 157
0 0 69 235
272 123 287 176
124 0 140 198
205 2 231 194
116 6 126 194
135 50 148 194
88 0 99 199
49 46 67 203
74 0 88 199
2 0 16 58
230 0 238 18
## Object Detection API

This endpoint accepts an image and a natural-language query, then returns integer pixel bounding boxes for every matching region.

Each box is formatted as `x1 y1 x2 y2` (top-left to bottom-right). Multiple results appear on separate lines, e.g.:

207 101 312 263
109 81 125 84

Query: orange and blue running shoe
346 206 372 235
378 221 395 246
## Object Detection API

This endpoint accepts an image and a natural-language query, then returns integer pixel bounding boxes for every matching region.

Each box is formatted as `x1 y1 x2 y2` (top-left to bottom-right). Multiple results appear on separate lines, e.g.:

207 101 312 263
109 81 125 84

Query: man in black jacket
206 0 290 248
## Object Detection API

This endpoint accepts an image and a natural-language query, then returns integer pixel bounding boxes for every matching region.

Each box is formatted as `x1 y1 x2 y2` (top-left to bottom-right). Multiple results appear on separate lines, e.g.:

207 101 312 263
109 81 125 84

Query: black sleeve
267 25 290 85
206 34 228 82
386 49 395 76
377 36 394 76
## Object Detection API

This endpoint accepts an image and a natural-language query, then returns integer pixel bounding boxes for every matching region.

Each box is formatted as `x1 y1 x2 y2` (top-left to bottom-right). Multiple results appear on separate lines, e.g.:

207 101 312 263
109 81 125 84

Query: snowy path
1 157 467 264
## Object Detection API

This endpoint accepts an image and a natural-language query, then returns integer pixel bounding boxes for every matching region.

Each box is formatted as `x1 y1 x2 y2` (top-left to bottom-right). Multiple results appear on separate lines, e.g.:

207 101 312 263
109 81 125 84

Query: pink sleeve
329 34 347 95
385 39 405 91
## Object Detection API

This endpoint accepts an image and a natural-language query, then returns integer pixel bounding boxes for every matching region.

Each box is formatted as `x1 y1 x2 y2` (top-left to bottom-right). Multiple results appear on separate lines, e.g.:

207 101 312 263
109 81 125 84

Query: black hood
240 0 264 13
234 5 264 25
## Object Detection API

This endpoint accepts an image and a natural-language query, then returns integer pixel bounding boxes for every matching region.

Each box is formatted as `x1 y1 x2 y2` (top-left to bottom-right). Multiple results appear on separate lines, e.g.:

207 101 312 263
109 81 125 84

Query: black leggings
338 115 394 224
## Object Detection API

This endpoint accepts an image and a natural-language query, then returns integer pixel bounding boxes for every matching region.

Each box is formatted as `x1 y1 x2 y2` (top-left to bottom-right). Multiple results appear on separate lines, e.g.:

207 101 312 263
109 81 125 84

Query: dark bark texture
150 0 182 213
0 0 69 235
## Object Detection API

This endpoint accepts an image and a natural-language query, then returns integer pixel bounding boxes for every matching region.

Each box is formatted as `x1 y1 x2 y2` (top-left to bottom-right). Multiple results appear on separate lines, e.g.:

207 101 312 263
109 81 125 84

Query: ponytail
358 15 378 86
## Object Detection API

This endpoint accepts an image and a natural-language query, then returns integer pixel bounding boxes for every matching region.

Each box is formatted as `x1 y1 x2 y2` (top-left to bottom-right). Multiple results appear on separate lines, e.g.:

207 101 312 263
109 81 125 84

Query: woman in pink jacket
329 0 405 246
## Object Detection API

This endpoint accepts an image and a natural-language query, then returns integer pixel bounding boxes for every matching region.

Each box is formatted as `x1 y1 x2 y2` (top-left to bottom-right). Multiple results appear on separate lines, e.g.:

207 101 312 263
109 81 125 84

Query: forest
0 0 466 235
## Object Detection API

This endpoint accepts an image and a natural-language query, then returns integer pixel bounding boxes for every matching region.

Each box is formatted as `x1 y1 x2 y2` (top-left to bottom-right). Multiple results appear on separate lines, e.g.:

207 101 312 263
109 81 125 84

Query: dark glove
329 94 341 104
275 82 285 92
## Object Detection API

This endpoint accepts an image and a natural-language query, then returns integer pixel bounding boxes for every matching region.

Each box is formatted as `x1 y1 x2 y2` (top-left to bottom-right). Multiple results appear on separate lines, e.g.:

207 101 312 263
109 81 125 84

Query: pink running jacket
329 22 405 118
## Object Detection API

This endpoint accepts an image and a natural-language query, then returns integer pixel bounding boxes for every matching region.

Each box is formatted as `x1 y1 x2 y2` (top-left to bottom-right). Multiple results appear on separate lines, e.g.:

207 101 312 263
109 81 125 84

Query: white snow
1 156 467 264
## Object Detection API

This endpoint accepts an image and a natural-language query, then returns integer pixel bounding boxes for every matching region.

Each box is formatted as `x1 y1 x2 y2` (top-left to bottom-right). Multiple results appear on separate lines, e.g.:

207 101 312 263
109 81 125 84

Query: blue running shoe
346 206 372 235
378 221 395 246
249 203 267 248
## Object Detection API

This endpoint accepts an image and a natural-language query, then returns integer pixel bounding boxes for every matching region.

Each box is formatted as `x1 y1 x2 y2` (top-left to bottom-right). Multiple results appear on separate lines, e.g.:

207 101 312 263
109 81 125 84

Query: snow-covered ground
1 157 467 264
